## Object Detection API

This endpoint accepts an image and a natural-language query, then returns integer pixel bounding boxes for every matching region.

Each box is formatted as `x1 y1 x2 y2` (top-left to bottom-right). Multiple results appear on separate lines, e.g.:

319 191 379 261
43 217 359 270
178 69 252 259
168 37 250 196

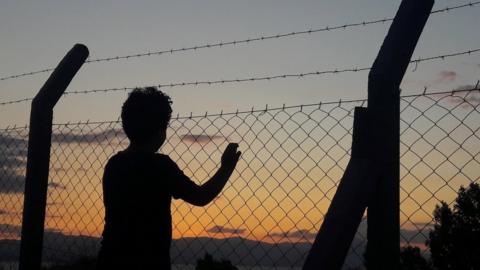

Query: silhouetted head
121 87 172 151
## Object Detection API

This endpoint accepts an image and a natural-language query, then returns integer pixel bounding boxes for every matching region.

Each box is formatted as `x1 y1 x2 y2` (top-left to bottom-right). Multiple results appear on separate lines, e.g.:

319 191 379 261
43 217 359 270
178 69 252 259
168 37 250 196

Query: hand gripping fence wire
0 88 479 269
0 1 478 83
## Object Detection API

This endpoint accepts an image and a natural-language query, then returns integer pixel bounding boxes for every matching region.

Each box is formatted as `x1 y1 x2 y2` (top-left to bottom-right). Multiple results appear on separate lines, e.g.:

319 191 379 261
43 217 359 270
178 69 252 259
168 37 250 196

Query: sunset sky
1 0 479 261
0 0 479 126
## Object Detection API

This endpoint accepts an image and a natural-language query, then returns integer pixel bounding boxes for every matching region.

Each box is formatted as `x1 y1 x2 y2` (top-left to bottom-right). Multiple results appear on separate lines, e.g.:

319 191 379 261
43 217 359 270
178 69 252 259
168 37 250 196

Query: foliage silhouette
41 257 96 270
399 246 431 270
364 183 480 269
426 182 480 270
196 253 238 270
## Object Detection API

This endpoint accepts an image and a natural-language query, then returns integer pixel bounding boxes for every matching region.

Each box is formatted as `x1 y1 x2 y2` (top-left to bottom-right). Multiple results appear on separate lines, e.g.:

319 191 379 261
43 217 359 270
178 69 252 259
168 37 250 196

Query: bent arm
179 143 240 206
181 165 235 206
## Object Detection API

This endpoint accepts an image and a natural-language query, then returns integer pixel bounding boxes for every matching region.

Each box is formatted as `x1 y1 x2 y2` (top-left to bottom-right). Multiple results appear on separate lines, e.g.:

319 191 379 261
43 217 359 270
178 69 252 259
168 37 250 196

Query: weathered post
19 44 89 270
367 1 433 269
303 107 375 270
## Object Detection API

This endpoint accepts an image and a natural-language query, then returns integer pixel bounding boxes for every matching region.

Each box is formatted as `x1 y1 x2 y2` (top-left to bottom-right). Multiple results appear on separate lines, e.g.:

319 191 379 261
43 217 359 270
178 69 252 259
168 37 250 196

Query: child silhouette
96 87 241 269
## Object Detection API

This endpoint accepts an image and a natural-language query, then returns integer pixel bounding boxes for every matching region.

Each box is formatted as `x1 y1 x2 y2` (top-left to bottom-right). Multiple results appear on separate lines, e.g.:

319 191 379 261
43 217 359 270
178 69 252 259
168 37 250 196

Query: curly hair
121 87 172 143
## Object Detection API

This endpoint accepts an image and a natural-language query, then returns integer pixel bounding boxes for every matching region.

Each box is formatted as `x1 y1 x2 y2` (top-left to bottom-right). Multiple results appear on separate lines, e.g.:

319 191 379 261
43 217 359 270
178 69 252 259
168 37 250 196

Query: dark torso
97 151 177 269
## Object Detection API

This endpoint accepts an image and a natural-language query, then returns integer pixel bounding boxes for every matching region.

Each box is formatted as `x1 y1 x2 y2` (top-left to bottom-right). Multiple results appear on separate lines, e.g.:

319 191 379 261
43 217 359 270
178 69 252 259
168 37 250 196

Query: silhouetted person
96 87 241 269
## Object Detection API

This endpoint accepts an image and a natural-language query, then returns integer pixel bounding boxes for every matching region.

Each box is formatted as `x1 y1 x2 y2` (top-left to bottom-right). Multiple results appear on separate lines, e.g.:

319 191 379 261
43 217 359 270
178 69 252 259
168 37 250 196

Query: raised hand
221 143 241 170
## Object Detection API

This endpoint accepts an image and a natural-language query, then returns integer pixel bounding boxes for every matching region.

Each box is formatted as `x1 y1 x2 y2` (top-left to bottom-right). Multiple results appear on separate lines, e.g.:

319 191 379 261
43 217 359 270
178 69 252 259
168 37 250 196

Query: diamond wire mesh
0 90 479 269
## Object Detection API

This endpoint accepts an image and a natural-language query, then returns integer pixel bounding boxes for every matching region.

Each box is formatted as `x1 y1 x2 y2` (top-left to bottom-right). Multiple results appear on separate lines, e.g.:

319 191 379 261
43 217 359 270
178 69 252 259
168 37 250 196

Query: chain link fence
1 89 479 269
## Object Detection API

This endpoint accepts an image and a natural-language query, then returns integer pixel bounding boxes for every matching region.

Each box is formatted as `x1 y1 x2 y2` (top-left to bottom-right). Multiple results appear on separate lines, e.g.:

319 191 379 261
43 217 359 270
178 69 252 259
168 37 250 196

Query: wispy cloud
47 201 64 206
48 181 67 190
180 134 228 144
46 214 64 219
266 224 430 246
207 225 246 235
51 128 124 144
435 70 457 84
52 167 78 173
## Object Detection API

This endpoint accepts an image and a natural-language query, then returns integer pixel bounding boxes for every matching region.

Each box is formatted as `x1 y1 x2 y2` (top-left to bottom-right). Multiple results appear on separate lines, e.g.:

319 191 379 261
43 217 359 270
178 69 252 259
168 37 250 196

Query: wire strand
1 48 478 106
1 84 478 130
0 1 478 82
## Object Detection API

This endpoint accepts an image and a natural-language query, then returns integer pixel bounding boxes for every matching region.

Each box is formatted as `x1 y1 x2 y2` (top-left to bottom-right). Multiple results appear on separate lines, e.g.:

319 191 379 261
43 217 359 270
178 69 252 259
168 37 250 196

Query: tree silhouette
196 253 238 270
426 182 480 270
365 245 432 270
399 246 430 270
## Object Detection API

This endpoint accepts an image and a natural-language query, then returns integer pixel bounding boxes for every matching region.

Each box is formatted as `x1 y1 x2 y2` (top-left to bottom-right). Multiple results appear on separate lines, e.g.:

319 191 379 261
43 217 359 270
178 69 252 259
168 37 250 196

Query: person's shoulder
153 153 173 163
153 153 179 168
109 151 126 161
102 152 127 179
105 151 128 168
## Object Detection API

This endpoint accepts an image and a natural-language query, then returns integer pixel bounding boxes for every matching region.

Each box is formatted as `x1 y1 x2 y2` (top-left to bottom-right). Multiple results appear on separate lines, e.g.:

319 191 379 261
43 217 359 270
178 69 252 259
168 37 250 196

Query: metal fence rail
0 89 479 269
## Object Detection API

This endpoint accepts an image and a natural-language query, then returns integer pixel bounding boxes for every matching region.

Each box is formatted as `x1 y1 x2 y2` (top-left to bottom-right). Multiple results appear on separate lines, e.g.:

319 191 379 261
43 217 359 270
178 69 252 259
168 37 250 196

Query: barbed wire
0 48 478 107
170 83 480 120
1 82 478 130
0 97 33 106
0 1 478 82
66 67 372 95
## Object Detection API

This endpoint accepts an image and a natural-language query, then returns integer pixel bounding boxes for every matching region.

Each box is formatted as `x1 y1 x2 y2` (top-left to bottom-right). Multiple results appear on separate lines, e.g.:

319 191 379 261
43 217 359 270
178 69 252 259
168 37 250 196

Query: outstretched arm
181 143 241 206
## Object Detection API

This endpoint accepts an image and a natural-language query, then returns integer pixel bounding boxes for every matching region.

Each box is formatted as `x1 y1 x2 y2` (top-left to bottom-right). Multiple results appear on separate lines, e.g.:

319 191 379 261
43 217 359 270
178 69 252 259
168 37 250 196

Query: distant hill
0 233 365 268
172 236 311 267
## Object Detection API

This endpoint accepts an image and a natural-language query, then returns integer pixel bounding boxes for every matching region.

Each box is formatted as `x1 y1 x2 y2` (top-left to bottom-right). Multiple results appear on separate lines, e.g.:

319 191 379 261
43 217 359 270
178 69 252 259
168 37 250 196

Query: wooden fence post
303 107 374 269
19 44 89 270
367 1 433 269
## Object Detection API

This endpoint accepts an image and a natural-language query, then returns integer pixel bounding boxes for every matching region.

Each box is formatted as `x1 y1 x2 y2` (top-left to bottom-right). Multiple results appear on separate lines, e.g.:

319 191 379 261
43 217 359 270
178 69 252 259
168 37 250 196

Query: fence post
366 0 433 269
303 107 374 269
19 44 89 270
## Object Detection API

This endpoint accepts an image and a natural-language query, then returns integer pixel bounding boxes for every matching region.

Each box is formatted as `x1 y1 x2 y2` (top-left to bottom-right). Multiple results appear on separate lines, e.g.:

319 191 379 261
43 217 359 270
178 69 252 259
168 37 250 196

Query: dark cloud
0 128 122 194
1 128 125 146
0 133 27 147
207 225 245 235
0 128 124 194
0 174 24 194
268 229 317 241
51 128 124 144
180 134 228 144
1 178 67 194
0 223 22 237
0 133 27 194
435 70 457 83
47 201 64 206
453 84 480 91
0 133 27 164
446 85 480 107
